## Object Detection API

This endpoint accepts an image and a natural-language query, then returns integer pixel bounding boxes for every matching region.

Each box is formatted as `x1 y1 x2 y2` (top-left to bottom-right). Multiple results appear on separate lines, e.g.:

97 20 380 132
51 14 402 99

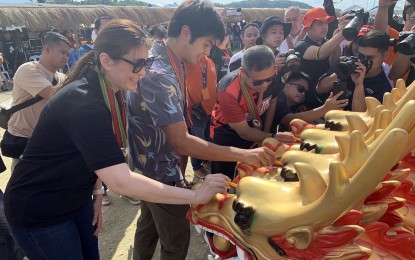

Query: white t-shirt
227 50 244 73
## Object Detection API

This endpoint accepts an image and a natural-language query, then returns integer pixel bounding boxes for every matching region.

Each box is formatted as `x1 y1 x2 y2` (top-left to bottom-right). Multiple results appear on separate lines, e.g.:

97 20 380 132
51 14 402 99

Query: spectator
182 55 218 179
127 1 274 259
210 45 295 179
78 15 114 58
0 52 12 91
149 25 167 41
258 16 291 55
280 6 305 52
2 31 17 75
209 27 233 82
317 30 392 112
228 23 260 72
294 7 347 109
1 32 69 170
231 22 242 50
4 19 230 260
273 71 347 132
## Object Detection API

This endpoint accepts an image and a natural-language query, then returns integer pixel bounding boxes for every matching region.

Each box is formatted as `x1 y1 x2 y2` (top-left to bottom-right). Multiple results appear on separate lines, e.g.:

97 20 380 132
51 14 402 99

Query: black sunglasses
120 57 154 73
289 82 307 93
251 75 274 87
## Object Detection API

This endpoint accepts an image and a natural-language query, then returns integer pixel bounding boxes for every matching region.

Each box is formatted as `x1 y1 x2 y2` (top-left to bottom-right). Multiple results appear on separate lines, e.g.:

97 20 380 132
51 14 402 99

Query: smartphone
332 81 348 100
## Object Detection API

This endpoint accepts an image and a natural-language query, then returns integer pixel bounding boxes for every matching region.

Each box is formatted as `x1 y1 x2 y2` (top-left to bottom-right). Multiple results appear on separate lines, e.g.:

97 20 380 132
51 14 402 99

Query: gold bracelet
316 47 321 61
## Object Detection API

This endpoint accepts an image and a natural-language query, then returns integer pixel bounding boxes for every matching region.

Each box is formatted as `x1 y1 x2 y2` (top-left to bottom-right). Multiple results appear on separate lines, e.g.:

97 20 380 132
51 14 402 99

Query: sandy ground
0 90 211 260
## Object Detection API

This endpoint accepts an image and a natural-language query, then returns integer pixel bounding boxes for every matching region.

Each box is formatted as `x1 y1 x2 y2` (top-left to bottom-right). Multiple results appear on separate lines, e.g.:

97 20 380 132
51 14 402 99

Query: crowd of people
0 0 413 259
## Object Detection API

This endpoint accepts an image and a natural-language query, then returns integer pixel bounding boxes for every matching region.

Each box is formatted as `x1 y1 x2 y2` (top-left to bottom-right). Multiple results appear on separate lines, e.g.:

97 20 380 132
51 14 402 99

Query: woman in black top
4 19 229 259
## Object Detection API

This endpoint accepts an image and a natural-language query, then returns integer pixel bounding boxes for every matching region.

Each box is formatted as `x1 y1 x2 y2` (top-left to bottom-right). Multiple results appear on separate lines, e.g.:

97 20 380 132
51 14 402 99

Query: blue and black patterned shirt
127 42 186 184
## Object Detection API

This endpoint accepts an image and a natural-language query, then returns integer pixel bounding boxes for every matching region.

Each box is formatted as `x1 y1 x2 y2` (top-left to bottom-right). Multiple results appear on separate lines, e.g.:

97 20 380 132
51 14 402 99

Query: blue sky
0 0 407 11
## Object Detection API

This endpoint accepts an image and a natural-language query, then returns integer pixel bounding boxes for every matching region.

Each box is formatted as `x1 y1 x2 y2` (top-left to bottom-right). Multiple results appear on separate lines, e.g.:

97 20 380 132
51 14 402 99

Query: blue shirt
127 42 185 184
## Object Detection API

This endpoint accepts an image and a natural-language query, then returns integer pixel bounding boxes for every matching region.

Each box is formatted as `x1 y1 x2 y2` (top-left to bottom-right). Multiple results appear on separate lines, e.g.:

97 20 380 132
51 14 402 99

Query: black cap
261 16 291 39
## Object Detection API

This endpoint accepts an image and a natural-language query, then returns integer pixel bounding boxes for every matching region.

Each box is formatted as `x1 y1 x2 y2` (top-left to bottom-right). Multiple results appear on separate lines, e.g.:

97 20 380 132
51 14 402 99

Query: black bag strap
2 76 58 115
5 95 43 115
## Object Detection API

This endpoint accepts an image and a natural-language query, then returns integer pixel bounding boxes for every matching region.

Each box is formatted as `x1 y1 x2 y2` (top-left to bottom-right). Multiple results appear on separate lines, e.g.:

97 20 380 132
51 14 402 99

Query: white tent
343 4 365 12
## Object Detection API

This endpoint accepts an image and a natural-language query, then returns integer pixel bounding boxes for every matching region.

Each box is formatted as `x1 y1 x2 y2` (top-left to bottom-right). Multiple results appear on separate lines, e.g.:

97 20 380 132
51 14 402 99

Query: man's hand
275 52 287 70
241 147 275 167
333 12 352 36
273 132 296 143
323 92 348 111
351 60 366 86
193 174 230 204
379 0 398 8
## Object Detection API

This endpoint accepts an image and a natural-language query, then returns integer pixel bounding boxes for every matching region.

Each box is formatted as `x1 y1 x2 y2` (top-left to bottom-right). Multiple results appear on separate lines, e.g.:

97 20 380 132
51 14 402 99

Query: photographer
211 45 295 179
389 2 415 83
317 30 392 112
272 71 347 132
257 16 293 106
294 8 349 109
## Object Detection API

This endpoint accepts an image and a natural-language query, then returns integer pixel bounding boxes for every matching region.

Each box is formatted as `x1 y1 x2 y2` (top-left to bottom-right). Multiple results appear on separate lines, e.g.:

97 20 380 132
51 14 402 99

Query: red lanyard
164 43 190 124
165 46 186 95
239 70 263 129
221 48 231 60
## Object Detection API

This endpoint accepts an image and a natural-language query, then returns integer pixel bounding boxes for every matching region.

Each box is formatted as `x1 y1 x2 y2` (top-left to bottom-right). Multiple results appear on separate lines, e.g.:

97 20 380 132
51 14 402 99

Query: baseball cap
357 25 374 37
261 16 292 39
303 7 335 28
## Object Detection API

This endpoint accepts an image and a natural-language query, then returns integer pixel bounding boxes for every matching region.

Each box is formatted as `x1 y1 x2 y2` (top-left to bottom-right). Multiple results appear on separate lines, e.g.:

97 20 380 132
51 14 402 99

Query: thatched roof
0 5 176 31
0 5 306 31
224 8 287 23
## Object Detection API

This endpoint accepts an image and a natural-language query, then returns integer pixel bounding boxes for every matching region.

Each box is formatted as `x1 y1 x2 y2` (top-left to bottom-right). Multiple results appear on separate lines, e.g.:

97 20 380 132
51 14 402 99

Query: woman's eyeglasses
251 75 274 87
120 57 155 73
289 82 307 93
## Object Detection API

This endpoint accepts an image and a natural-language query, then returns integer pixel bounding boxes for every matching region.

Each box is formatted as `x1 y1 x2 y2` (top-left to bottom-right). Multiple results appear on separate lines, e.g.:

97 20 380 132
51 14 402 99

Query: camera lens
342 16 364 41
396 33 415 55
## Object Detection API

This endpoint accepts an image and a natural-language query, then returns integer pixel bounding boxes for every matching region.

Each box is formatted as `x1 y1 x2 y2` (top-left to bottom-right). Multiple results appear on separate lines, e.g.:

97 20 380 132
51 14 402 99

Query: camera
335 53 370 80
191 103 207 120
284 49 301 72
391 32 415 56
342 9 370 41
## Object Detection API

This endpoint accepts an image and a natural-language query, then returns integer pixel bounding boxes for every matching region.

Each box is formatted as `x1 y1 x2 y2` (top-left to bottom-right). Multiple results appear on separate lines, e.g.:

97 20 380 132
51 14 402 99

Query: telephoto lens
396 33 415 55
342 16 364 41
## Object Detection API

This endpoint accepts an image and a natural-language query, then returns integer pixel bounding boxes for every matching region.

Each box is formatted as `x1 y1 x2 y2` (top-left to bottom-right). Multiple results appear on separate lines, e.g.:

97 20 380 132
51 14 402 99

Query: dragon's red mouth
189 215 254 260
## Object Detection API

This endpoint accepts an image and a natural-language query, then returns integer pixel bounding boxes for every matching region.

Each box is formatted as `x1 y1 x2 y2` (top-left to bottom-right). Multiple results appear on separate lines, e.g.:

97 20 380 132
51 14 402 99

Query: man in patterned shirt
127 1 275 259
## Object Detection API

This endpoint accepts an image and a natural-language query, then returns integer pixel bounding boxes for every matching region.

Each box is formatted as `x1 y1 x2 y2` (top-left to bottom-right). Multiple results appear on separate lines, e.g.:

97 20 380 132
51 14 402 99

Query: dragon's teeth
194 224 202 233
237 246 246 260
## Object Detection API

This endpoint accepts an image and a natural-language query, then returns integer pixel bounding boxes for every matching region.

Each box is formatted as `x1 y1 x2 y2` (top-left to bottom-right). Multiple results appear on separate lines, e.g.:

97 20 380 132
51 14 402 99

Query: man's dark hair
149 25 167 39
241 22 260 38
94 15 115 30
285 71 312 87
242 45 275 72
358 30 390 53
43 32 70 47
167 0 225 43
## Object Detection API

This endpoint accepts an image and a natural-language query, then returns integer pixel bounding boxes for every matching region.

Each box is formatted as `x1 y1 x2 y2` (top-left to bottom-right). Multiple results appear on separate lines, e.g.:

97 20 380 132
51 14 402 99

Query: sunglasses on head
120 57 154 73
289 82 307 93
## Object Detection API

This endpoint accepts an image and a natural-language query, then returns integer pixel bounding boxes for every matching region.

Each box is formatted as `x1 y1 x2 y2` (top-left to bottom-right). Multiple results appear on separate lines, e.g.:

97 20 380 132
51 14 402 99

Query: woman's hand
193 174 230 204
92 195 103 236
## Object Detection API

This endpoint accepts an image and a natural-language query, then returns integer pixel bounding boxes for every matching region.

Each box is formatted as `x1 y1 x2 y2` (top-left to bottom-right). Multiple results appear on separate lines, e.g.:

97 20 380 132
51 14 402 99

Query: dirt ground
0 91 211 260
